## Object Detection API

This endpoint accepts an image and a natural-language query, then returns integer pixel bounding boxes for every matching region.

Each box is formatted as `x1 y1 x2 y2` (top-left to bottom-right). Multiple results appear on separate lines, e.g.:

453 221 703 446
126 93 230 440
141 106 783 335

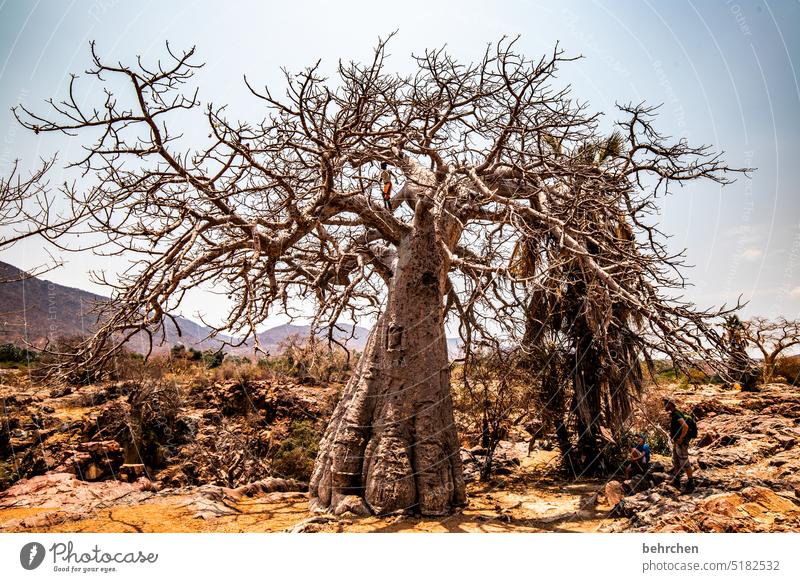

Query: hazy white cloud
726 225 762 245
741 248 763 261
790 287 800 299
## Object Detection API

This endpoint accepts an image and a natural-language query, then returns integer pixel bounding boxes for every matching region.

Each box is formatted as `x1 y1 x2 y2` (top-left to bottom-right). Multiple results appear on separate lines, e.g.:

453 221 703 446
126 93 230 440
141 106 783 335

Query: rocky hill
255 323 370 353
0 261 462 357
0 261 226 351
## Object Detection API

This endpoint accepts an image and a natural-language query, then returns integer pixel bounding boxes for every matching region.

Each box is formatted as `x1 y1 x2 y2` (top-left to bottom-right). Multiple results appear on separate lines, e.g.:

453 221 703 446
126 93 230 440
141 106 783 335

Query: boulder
49 386 73 398
77 440 122 456
605 480 626 507
119 464 147 482
773 434 796 450
0 472 156 514
68 441 124 481
697 428 719 448
332 494 372 516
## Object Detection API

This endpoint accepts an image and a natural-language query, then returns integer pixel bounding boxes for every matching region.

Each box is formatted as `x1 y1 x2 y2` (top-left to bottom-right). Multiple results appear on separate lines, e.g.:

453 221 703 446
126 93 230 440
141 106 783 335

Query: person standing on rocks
663 398 696 492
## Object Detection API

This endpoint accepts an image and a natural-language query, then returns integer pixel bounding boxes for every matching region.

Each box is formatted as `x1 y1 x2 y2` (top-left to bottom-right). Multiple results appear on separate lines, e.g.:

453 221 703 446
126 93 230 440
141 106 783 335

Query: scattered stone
459 441 524 483
119 464 147 482
285 514 341 533
332 494 371 516
580 492 599 509
605 480 626 507
49 386 73 399
1 391 33 407
67 441 124 481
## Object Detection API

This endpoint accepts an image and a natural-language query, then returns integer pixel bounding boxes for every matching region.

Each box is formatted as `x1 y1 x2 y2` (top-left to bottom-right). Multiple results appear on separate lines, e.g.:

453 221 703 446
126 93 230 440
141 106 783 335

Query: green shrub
0 459 19 490
201 349 225 369
0 343 37 366
655 368 678 383
681 368 709 387
170 344 204 363
270 420 320 482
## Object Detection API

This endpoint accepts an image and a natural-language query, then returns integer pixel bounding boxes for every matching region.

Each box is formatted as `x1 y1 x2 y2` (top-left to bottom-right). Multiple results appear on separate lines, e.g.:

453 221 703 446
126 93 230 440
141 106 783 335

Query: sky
0 0 798 330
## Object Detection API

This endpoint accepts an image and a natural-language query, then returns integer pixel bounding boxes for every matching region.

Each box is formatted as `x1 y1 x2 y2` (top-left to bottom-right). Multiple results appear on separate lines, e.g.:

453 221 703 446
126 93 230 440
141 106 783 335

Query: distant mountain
256 323 462 358
0 261 224 351
0 260 463 357
256 323 371 353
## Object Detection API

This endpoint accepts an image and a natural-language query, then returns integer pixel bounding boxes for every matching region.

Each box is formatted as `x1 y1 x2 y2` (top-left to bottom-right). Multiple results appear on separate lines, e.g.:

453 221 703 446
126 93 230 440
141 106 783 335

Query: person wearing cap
663 398 695 491
625 433 651 479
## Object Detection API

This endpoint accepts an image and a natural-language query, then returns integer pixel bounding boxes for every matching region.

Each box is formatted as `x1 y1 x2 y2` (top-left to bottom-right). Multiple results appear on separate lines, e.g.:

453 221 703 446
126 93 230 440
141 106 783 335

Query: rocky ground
2 369 799 533
598 382 800 532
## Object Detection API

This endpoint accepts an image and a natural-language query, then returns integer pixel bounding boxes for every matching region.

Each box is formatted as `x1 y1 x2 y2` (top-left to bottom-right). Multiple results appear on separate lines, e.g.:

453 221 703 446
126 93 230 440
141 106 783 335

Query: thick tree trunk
309 205 466 516
570 337 606 477
763 355 776 384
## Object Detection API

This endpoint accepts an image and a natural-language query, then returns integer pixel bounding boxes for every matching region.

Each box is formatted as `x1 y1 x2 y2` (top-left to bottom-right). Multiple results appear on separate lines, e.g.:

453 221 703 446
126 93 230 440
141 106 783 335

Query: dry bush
180 416 270 487
269 334 355 384
454 349 535 479
32 336 151 385
774 356 800 386
85 399 133 444
186 342 354 389
81 376 190 470
212 358 271 385
128 379 185 467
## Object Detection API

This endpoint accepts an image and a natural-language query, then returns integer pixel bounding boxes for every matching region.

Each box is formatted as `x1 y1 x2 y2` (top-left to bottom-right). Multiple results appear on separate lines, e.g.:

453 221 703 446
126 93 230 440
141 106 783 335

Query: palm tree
515 133 648 476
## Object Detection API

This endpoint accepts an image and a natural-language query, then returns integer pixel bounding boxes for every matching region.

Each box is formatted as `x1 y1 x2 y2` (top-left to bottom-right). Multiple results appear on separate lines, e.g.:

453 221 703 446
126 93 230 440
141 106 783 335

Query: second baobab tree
17 37 741 515
744 317 800 384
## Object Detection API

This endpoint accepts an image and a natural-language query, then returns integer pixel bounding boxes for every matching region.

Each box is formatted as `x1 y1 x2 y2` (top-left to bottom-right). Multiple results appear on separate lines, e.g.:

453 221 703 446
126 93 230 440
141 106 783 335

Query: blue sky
0 0 798 328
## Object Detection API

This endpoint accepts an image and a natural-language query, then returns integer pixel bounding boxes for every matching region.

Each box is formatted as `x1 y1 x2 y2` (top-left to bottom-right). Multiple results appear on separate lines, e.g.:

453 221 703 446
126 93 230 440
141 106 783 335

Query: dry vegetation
3 352 800 533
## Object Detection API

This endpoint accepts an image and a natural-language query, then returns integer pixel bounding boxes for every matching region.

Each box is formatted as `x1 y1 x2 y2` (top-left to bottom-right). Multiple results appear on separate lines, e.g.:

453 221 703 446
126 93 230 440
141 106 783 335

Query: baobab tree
16 37 741 515
744 317 800 383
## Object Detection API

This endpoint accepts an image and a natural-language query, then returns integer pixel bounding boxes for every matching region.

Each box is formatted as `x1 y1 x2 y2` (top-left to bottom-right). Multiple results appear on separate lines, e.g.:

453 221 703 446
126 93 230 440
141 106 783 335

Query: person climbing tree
380 161 393 210
663 398 696 492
